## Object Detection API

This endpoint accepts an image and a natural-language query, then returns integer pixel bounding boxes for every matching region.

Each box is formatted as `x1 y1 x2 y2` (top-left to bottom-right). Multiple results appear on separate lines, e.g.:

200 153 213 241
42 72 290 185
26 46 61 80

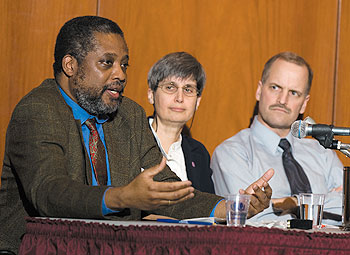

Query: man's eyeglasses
157 82 199 97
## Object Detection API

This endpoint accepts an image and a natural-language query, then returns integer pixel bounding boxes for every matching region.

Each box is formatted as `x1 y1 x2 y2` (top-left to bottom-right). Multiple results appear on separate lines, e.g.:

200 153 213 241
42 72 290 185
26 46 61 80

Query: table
18 217 350 255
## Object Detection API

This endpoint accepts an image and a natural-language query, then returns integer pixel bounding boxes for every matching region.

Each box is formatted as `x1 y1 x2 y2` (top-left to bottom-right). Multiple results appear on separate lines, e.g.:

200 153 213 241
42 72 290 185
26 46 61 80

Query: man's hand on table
271 196 299 216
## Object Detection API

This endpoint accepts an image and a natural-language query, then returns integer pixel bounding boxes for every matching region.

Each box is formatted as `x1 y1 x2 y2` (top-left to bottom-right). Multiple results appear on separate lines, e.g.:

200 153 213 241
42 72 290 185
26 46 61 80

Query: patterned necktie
85 119 107 185
279 138 312 195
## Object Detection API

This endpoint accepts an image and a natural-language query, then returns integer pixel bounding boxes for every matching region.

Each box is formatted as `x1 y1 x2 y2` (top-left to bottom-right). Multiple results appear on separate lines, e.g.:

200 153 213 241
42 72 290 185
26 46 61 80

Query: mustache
269 103 291 113
102 80 126 94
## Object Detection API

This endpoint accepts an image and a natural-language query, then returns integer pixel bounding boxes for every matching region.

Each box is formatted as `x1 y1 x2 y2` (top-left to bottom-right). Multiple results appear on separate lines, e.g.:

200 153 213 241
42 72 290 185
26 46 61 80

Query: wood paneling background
2 0 350 180
0 0 98 184
335 0 350 166
101 0 338 153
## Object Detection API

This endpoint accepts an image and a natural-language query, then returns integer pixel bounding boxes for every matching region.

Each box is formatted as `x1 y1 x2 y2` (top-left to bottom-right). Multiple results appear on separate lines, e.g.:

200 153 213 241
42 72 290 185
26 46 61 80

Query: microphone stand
328 139 350 158
314 134 350 230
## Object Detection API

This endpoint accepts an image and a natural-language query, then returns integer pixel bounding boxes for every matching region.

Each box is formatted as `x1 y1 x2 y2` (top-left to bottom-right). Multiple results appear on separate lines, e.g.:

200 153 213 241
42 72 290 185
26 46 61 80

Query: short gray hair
147 52 206 96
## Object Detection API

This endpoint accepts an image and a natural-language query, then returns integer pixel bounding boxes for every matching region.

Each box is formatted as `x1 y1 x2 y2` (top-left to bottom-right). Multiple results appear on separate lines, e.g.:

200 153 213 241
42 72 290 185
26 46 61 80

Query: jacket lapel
182 136 199 187
103 114 132 187
53 85 92 185
74 119 93 185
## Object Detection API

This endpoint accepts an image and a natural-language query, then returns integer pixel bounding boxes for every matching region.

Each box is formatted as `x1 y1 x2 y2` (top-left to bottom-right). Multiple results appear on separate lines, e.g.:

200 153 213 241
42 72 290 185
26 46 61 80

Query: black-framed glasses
157 82 199 97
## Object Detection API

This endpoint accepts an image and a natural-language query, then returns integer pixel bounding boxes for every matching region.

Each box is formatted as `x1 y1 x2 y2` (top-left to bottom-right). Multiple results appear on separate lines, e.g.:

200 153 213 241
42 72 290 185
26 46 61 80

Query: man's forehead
93 32 128 54
266 60 308 88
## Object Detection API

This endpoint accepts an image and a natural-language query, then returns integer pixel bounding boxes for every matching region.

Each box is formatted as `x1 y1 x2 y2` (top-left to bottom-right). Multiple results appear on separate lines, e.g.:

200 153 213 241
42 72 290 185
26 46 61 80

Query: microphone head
291 120 308 138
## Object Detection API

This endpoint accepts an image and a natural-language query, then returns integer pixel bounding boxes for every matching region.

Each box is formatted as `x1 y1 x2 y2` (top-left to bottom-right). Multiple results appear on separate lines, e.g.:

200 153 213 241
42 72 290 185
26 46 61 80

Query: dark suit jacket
182 135 215 194
0 79 221 252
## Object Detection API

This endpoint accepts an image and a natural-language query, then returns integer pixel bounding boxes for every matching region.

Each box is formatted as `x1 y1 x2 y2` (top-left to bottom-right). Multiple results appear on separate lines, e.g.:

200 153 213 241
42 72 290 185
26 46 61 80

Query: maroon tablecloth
18 217 350 255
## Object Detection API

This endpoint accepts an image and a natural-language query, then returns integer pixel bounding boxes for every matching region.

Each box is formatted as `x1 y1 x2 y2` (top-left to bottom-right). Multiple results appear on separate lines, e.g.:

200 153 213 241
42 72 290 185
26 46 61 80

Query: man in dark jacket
0 16 273 253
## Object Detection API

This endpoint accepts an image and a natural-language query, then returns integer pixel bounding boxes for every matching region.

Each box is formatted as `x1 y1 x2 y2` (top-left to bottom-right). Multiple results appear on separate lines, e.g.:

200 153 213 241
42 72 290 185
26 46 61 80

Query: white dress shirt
149 118 188 181
211 116 343 223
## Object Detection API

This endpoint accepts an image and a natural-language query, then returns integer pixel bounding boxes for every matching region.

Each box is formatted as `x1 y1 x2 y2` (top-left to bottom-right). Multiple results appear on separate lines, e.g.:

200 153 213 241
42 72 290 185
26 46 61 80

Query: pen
156 219 213 225
180 220 213 226
156 219 180 224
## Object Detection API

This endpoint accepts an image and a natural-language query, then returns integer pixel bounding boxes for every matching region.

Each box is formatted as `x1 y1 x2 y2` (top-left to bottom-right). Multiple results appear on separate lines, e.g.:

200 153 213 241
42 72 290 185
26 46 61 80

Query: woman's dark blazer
181 135 215 194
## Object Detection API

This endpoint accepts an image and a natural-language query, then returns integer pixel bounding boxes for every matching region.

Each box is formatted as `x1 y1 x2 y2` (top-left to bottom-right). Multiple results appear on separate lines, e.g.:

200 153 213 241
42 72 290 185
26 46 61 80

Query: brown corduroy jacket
0 79 222 253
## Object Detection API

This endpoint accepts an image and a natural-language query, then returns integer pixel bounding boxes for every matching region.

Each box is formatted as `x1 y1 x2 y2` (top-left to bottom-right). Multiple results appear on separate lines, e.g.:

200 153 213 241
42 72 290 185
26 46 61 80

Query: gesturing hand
214 168 274 219
240 168 274 218
105 157 195 211
243 168 274 195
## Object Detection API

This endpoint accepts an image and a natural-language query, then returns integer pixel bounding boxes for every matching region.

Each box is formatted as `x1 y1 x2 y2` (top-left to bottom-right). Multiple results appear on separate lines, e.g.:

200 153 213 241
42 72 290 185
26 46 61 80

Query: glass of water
299 193 325 228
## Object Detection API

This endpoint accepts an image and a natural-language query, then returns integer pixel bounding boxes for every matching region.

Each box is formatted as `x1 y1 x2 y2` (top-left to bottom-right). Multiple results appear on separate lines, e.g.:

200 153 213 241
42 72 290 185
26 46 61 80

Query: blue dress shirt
59 87 115 215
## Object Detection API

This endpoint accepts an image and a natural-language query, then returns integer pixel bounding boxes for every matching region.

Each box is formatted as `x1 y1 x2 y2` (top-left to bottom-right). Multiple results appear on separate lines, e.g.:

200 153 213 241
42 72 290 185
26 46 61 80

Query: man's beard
72 70 124 118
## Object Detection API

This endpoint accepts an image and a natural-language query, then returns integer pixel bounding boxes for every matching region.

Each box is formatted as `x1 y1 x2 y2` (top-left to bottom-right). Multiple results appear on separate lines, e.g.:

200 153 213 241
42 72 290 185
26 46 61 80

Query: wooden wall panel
334 0 350 166
2 0 347 182
100 0 338 154
0 0 98 182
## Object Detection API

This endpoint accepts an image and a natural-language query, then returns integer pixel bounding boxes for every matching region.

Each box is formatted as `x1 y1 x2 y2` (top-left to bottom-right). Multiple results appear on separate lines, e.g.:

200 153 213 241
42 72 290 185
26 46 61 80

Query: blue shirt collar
58 86 108 125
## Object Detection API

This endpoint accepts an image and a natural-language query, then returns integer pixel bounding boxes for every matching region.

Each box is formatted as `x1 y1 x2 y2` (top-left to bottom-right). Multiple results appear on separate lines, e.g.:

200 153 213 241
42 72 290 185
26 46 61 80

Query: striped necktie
85 119 107 185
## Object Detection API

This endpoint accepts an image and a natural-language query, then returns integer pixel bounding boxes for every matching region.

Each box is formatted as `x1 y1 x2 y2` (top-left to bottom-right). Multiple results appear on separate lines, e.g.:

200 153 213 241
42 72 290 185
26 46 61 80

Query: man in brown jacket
0 16 273 253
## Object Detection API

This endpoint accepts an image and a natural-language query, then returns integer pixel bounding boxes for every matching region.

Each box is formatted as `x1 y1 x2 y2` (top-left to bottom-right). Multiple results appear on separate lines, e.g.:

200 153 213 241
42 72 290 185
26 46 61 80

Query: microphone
291 120 350 138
